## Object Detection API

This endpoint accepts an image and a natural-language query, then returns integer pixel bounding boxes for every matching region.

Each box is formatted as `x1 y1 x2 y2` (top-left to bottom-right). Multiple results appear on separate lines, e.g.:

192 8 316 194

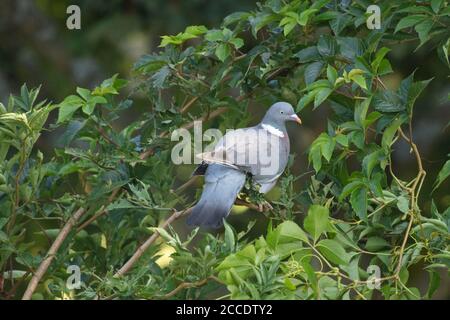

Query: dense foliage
0 0 449 299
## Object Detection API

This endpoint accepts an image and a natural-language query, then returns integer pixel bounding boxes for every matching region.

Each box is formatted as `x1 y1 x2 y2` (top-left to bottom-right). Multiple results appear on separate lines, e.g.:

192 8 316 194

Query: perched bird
187 102 301 228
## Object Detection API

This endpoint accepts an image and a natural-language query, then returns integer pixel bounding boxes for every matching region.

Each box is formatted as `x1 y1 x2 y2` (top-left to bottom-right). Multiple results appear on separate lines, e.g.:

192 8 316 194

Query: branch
180 96 199 114
114 208 193 277
22 207 86 300
114 198 266 277
76 189 121 232
159 275 223 299
97 126 120 149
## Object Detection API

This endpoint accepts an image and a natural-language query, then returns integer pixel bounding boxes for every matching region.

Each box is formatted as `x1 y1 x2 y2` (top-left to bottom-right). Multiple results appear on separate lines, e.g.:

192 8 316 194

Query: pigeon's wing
196 128 264 172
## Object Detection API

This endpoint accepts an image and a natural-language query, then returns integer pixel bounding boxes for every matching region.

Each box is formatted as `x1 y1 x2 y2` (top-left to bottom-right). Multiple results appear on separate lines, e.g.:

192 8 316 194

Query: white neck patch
261 123 284 138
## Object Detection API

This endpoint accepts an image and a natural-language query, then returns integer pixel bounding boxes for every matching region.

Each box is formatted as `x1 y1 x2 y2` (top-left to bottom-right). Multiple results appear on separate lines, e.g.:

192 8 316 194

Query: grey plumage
187 164 246 228
187 102 301 228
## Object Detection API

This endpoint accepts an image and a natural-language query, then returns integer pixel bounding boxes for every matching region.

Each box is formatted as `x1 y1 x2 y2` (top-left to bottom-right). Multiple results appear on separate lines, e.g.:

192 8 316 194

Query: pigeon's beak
290 114 302 125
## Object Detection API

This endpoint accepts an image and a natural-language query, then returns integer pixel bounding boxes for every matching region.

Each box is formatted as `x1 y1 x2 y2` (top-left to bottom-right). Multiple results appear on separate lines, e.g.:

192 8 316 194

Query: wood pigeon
187 102 301 228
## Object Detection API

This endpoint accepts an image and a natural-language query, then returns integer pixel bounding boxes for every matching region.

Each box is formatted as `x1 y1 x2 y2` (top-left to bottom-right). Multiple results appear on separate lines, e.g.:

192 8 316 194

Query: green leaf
415 19 434 46
133 54 167 72
304 61 324 85
371 47 391 73
407 78 432 113
365 237 390 251
92 74 126 95
215 43 231 62
395 15 426 33
314 87 332 108
297 90 316 111
350 186 368 220
151 66 171 88
354 97 371 127
381 116 406 151
316 239 350 265
304 205 330 243
349 130 365 149
224 221 236 251
397 196 410 213
82 95 107 115
294 46 320 62
57 95 84 123
229 37 244 49
329 13 352 36
339 180 364 201
300 259 318 294
362 149 383 178
308 133 335 172
317 35 336 57
374 90 404 112
326 65 337 85
427 270 440 298
223 12 251 26
185 25 208 36
76 87 91 101
335 133 348 147
249 13 278 37
351 74 367 90
298 9 318 26
277 221 309 244
321 134 335 162
433 159 450 191
205 29 225 42
81 103 94 115
280 17 297 36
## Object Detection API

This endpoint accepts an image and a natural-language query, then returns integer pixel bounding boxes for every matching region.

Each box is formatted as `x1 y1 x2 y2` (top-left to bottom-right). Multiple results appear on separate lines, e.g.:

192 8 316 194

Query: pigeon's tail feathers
187 164 246 229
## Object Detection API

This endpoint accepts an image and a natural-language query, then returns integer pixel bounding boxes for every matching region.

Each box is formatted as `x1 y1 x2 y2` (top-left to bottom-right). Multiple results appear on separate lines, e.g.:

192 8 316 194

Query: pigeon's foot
258 200 273 212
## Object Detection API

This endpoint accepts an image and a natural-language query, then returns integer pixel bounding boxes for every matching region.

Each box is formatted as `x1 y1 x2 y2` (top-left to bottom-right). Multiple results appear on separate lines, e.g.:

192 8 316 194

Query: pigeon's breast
251 133 290 184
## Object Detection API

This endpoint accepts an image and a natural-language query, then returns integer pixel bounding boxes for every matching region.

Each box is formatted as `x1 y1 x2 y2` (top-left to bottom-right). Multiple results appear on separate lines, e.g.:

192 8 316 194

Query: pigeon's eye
280 111 284 114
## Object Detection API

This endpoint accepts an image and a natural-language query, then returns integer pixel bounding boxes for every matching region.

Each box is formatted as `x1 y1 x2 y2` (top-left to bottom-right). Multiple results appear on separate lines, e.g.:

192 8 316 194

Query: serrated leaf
314 88 332 108
433 159 450 191
381 116 406 151
298 9 318 26
57 95 84 123
304 205 330 243
326 65 337 84
350 186 367 220
216 43 231 62
294 46 320 62
395 15 426 33
304 61 324 85
151 66 171 88
317 35 336 57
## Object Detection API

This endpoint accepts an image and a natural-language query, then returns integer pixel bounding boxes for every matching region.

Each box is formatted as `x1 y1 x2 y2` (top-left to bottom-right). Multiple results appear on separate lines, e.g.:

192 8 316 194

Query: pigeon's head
262 102 302 126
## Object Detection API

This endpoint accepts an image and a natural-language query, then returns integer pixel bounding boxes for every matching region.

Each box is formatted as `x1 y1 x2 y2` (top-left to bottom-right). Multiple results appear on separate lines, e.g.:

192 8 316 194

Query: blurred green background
0 0 448 298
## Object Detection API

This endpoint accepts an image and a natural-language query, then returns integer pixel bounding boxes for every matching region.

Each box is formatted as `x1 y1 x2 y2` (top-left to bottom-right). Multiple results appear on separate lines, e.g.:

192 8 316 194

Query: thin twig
160 275 223 299
114 208 193 277
76 189 121 232
22 207 86 300
97 126 120 148
180 97 199 114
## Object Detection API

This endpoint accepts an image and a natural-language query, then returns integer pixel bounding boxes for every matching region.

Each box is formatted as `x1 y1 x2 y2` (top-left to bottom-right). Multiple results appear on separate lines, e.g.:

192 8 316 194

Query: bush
0 0 449 300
